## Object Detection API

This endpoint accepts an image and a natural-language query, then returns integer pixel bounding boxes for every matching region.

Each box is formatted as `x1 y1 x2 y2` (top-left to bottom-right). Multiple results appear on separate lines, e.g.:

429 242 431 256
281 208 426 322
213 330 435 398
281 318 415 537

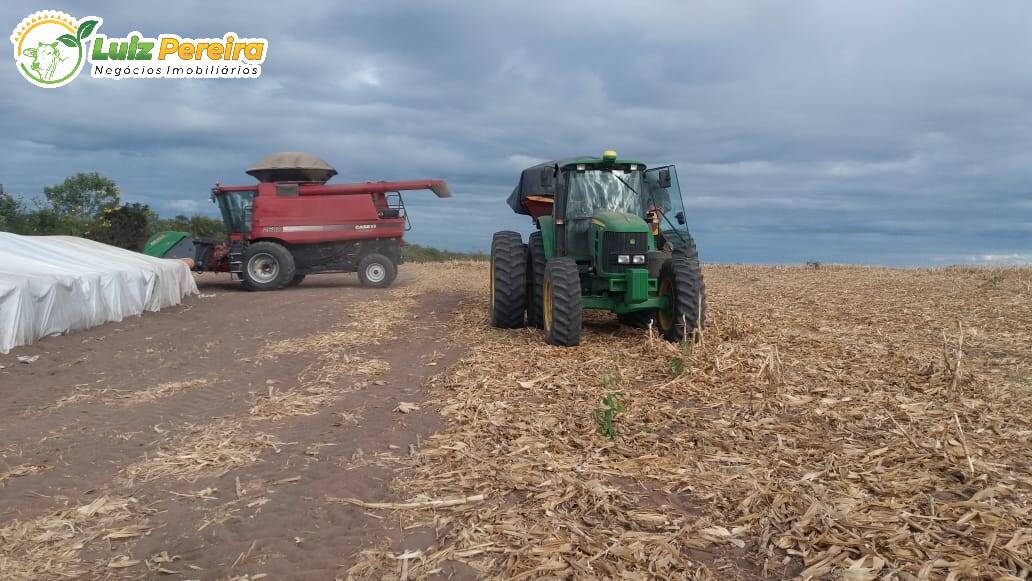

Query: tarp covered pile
0 233 198 353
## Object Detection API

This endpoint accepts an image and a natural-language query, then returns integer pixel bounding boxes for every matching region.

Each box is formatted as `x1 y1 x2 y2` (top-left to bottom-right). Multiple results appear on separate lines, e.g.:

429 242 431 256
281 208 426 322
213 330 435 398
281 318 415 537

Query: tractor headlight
632 254 646 264
617 255 630 264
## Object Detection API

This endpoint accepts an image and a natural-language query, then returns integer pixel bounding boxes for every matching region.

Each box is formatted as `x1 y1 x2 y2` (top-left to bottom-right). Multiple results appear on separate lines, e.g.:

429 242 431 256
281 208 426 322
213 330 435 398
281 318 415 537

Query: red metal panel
249 183 405 245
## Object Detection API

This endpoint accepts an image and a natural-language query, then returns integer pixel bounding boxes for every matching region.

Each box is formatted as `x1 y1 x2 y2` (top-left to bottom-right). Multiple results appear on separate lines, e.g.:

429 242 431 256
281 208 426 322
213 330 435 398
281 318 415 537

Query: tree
87 203 153 250
148 213 225 239
43 172 120 220
0 192 27 233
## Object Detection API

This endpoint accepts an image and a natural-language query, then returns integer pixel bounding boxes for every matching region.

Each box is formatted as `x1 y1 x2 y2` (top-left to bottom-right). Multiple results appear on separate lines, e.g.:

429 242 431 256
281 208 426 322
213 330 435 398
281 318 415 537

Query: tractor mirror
539 169 554 189
658 168 672 189
676 211 686 225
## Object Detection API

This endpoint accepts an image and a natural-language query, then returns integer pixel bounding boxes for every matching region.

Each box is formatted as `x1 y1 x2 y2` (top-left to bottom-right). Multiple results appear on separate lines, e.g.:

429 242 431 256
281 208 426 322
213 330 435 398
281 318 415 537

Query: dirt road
0 270 467 579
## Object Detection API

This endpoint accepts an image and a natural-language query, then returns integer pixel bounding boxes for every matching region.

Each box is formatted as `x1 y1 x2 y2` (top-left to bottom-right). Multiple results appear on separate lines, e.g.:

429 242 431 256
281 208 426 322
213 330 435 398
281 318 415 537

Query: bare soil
0 271 466 579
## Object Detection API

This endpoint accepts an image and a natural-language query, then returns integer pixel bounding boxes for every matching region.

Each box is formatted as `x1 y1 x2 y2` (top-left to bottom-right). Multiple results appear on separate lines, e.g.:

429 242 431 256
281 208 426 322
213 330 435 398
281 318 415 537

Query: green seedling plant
669 319 697 376
592 375 624 439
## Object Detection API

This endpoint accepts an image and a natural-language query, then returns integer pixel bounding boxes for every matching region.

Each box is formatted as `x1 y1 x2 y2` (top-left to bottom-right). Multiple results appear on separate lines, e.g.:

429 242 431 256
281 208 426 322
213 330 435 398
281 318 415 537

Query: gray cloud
1 0 1030 264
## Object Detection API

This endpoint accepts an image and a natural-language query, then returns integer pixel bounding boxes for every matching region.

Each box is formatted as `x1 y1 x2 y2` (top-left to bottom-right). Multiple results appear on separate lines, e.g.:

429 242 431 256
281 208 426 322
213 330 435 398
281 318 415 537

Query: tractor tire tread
526 231 546 329
490 231 526 328
660 235 706 342
544 258 582 346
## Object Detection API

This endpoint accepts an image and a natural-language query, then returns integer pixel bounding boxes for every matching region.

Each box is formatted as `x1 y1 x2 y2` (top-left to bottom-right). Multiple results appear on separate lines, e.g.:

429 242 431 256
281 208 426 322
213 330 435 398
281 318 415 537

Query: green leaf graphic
77 19 98 40
57 34 78 48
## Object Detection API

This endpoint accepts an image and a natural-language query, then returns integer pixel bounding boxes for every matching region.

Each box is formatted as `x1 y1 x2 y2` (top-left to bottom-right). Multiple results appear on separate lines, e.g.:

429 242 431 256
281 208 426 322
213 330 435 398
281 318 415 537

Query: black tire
543 258 582 346
286 274 306 287
526 231 547 329
656 236 706 342
490 231 526 328
242 241 296 291
618 310 655 328
358 253 397 288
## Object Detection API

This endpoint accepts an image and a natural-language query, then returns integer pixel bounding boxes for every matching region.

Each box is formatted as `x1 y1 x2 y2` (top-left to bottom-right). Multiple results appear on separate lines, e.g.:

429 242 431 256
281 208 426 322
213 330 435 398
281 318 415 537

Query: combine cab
144 152 450 290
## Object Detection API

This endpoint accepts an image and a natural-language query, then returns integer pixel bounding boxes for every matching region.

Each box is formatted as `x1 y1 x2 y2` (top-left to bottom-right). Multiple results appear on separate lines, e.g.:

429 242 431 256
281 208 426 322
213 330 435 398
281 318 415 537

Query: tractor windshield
215 190 255 233
565 170 645 219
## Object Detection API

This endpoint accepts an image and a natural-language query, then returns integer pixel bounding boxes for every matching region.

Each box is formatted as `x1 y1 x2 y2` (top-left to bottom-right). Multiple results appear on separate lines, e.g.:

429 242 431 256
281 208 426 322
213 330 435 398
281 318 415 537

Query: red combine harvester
143 152 450 290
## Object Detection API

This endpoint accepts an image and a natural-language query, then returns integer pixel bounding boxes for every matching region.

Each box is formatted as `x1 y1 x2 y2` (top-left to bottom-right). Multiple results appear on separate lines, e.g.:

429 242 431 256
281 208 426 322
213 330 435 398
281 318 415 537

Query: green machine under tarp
143 231 193 259
143 231 216 270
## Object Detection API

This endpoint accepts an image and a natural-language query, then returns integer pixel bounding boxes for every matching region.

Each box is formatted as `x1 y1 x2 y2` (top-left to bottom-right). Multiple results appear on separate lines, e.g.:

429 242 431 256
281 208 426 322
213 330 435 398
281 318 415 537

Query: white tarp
0 233 198 353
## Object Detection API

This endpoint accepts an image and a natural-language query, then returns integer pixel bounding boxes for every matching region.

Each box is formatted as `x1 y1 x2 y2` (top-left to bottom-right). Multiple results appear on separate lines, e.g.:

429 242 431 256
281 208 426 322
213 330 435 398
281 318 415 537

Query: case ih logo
12 9 267 88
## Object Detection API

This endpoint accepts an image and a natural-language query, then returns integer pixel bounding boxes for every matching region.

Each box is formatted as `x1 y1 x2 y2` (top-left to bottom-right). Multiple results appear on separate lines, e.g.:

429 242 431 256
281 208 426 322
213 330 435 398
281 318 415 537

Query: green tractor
491 150 705 346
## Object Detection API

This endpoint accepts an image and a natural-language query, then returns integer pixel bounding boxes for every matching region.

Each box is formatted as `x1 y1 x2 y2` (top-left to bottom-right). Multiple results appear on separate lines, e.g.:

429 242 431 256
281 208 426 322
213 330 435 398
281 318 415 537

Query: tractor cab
509 151 692 271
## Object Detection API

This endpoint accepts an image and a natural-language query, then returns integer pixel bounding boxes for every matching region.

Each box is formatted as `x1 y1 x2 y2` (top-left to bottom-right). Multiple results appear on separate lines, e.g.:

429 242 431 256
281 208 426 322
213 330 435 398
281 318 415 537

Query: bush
402 243 487 263
148 214 225 240
87 203 153 251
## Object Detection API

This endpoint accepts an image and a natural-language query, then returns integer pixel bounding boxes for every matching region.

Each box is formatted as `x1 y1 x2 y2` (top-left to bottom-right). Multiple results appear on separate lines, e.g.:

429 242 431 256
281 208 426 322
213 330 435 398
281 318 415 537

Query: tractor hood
590 211 650 233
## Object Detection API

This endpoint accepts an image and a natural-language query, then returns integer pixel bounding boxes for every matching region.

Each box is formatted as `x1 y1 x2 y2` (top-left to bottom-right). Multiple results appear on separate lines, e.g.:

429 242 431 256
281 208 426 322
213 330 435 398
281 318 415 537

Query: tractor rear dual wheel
543 258 582 346
526 231 546 329
242 241 296 291
490 231 527 328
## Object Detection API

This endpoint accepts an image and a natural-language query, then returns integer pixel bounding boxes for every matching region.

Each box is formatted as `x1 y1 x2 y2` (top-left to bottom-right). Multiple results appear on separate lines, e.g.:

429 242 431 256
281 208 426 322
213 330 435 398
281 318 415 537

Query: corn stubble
347 263 1032 580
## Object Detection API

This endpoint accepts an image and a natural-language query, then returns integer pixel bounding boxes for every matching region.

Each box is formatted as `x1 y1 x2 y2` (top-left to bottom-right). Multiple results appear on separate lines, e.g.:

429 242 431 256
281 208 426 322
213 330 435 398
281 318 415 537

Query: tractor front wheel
242 241 296 291
543 258 582 346
656 249 706 342
526 231 546 329
490 231 526 328
358 253 398 288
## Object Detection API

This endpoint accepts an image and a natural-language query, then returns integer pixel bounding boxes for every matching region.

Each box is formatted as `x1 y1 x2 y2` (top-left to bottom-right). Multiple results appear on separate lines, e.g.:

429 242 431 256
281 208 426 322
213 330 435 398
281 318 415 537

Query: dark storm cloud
1 0 1030 264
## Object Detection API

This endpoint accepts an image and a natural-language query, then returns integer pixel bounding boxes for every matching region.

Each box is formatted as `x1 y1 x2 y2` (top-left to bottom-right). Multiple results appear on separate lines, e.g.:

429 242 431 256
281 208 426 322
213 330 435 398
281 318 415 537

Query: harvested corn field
0 265 1030 579
349 263 1032 579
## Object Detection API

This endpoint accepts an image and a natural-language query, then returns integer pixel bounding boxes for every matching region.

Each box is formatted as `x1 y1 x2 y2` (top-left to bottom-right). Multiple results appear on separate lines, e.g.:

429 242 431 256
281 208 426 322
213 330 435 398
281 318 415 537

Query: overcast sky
2 1 1030 265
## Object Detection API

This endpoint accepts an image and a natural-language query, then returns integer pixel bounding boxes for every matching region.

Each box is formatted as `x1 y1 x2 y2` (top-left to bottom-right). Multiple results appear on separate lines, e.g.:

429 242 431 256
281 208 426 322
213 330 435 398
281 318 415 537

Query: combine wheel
242 241 296 291
656 238 706 342
543 258 582 346
358 253 398 288
526 231 546 328
490 231 526 328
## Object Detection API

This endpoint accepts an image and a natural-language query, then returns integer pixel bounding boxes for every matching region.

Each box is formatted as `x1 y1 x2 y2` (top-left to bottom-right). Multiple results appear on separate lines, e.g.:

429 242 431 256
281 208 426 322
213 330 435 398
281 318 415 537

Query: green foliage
401 243 487 263
0 193 28 233
87 203 153 251
43 172 120 220
592 375 624 440
669 357 686 376
669 332 697 377
149 214 226 240
24 206 88 236
592 392 625 440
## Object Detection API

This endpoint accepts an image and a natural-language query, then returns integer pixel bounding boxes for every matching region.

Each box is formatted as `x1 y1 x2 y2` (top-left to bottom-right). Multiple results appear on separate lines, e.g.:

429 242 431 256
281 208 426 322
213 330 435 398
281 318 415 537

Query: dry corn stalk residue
348 263 1032 580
